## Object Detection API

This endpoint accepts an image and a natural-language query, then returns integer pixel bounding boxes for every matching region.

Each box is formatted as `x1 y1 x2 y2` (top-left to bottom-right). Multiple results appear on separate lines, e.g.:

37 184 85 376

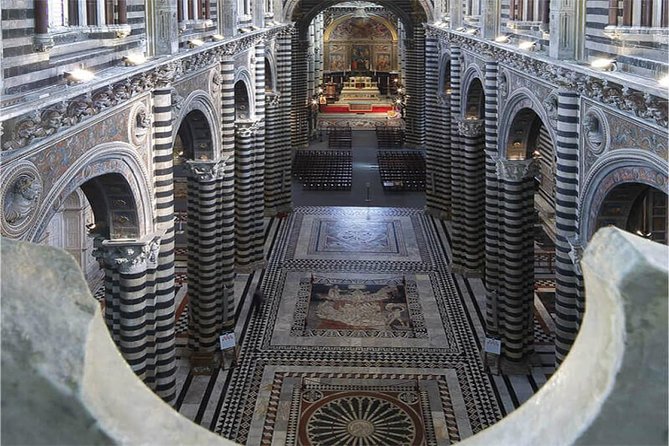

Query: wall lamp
188 39 204 48
212 34 225 41
495 35 510 43
465 28 478 35
590 58 617 71
64 68 95 84
455 26 466 32
518 40 537 51
659 74 669 88
122 53 147 66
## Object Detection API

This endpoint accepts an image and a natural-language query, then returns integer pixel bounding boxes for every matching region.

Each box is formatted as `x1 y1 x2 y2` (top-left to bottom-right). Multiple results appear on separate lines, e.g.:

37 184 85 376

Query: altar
339 76 381 102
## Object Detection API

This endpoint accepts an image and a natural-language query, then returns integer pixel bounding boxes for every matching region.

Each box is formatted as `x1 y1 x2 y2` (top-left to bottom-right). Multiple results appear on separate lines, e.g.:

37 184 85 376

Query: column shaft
151 87 177 402
291 33 309 148
496 160 537 364
554 89 580 363
451 120 486 275
235 125 256 269
483 59 501 335
404 27 426 148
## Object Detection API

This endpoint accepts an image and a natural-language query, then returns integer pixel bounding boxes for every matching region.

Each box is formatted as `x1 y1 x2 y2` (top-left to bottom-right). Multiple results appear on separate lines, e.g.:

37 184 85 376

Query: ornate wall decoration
498 71 509 100
1 25 291 155
542 92 558 128
582 108 608 155
210 71 223 95
1 162 43 238
427 27 668 130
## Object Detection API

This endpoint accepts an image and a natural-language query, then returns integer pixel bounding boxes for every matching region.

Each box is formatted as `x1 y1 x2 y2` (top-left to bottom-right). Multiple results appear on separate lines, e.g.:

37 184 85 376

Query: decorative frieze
426 25 668 129
1 25 292 154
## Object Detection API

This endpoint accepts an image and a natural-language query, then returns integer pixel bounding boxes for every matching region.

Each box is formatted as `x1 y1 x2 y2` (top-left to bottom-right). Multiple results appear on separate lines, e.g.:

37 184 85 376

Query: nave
171 205 556 445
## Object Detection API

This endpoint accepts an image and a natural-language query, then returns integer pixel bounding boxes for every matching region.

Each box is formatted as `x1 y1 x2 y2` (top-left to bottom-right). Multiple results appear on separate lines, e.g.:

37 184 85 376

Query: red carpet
321 104 394 114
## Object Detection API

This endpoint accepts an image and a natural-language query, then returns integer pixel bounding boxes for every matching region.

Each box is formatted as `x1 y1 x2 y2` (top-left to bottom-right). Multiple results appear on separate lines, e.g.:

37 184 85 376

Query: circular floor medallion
300 391 423 446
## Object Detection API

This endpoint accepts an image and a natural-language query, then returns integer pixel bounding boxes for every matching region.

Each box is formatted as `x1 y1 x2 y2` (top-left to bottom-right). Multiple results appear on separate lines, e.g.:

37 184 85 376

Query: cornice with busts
1 24 292 156
425 24 668 131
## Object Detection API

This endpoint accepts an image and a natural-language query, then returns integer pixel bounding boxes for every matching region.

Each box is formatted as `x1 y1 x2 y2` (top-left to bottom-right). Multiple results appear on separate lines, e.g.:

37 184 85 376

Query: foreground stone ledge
457 227 668 446
1 237 238 445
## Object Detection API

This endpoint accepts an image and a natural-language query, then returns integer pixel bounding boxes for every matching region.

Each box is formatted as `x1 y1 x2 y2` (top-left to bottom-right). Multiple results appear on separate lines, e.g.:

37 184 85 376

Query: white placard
219 332 236 350
484 337 501 355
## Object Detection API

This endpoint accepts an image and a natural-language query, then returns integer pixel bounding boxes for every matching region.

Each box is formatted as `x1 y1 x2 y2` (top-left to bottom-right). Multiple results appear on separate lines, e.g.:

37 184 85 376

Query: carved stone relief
129 102 152 147
542 92 558 128
1 162 43 238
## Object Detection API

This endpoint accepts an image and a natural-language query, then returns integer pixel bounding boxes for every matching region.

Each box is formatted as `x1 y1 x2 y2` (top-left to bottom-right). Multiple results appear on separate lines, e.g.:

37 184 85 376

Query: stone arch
264 50 278 93
31 143 153 243
437 51 452 96
234 69 255 120
462 72 485 120
172 91 220 159
286 0 433 38
498 88 558 159
580 151 669 242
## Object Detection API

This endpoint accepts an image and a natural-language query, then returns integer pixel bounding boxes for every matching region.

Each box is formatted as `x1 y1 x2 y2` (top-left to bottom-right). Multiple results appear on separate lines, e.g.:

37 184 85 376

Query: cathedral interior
1 0 668 444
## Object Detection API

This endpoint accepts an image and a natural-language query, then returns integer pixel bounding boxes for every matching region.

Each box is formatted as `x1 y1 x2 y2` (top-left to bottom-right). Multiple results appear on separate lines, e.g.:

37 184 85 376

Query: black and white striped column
291 31 309 148
404 26 426 148
496 158 537 366
235 121 263 271
483 59 502 335
185 160 226 357
219 57 237 328
451 118 486 275
96 237 163 387
424 34 449 217
553 89 580 363
264 31 293 214
252 42 267 264
151 86 177 403
221 57 236 158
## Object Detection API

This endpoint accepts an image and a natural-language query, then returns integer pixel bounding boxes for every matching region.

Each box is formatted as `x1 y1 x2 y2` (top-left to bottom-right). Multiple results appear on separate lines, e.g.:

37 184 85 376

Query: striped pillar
220 159 236 328
553 89 580 363
291 32 309 148
252 43 267 265
95 236 162 385
424 34 447 217
496 158 537 366
264 30 293 214
483 59 501 335
219 56 238 329
221 57 236 158
235 121 262 271
185 160 226 359
451 118 486 275
404 26 426 148
151 86 177 403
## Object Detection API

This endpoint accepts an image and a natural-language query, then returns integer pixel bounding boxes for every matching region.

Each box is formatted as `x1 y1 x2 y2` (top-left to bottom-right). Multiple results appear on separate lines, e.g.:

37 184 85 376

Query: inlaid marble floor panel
174 207 555 444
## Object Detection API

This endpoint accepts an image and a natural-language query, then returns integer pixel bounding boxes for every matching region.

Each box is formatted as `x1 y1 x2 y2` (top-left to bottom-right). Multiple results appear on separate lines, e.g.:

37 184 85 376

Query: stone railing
1 238 237 445
1 226 667 444
458 227 668 445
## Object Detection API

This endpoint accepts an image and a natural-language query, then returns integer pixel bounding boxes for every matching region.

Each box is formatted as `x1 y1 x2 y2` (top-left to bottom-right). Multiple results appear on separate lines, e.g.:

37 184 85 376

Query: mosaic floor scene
170 206 556 445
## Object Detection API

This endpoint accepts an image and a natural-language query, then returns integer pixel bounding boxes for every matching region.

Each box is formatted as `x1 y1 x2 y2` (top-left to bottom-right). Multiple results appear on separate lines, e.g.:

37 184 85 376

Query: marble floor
171 206 556 445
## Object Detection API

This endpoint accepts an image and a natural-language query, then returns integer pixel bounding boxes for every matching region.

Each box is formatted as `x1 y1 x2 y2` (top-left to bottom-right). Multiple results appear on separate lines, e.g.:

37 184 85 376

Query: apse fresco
351 45 371 71
329 18 393 40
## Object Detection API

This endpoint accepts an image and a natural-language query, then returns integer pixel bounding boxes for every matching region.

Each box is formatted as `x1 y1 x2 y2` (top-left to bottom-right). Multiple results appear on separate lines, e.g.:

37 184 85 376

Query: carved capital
265 92 281 106
97 235 161 274
495 158 538 181
186 159 226 181
235 119 263 137
33 34 54 52
457 118 485 137
567 235 585 276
